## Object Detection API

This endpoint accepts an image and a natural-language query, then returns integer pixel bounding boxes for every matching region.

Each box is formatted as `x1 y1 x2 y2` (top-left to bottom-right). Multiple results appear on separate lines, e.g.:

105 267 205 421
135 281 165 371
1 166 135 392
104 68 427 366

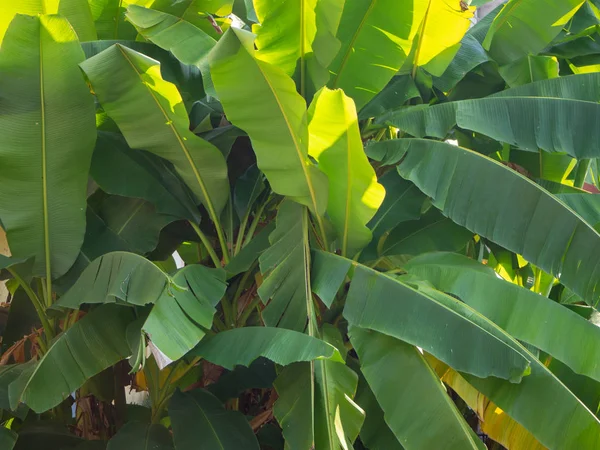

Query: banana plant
1 0 600 449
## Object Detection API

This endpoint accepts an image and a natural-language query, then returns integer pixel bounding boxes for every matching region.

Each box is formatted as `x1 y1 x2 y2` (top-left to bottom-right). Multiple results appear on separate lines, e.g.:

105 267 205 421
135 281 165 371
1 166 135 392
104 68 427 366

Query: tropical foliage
1 0 600 449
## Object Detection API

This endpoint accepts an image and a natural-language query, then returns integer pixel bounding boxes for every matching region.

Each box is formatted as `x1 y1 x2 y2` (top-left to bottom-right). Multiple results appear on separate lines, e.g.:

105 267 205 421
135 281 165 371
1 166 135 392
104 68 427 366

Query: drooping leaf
0 0 96 43
56 252 168 309
395 138 600 307
169 389 259 449
80 44 229 220
383 73 600 159
312 251 531 382
9 304 134 413
191 326 343 369
432 34 491 92
107 422 173 450
351 327 485 449
143 264 226 361
210 28 328 219
258 201 314 331
308 87 385 256
0 14 96 279
405 252 600 383
328 0 419 109
483 0 585 64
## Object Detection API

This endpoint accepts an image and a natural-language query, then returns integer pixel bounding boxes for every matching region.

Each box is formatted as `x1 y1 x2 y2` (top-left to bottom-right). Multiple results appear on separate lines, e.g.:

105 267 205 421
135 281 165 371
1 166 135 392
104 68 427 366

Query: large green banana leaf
308 88 385 256
258 201 314 331
354 370 403 450
273 326 364 450
557 193 600 229
91 132 201 222
142 264 226 361
0 0 97 43
314 251 531 382
404 0 474 77
191 327 343 369
0 14 96 280
328 0 418 109
394 139 600 307
210 28 328 219
169 389 259 449
107 422 173 450
382 73 600 158
483 0 585 65
351 327 485 449
9 304 134 413
56 252 226 360
80 44 229 219
405 252 600 382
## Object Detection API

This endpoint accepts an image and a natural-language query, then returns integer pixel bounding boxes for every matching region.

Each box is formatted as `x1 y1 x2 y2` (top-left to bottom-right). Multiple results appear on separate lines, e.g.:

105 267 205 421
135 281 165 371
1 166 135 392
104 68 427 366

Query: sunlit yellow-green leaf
0 0 97 43
407 0 474 76
210 28 328 221
308 88 384 256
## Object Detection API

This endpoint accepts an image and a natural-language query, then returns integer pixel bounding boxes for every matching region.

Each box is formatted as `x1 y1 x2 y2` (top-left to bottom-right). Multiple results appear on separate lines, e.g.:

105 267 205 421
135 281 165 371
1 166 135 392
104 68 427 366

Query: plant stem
242 201 268 247
231 262 257 326
574 158 591 188
238 295 262 327
188 221 222 268
234 208 252 256
220 294 234 329
8 268 54 342
214 219 231 265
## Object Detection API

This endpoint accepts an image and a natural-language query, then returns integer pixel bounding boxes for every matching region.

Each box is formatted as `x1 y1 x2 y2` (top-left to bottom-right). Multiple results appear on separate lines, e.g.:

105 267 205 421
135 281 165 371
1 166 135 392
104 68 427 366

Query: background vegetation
1 0 600 448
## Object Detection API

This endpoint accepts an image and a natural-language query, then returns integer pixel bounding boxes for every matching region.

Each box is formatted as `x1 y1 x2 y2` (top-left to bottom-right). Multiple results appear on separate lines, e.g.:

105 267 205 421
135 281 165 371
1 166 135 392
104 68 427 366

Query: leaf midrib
39 20 51 287
330 0 378 88
115 45 219 223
